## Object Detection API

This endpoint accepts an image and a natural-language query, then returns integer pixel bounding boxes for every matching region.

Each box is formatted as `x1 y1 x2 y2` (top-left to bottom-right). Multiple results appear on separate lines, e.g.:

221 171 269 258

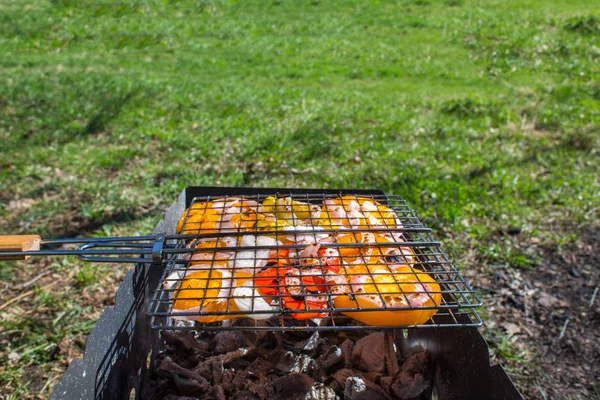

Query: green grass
0 0 599 398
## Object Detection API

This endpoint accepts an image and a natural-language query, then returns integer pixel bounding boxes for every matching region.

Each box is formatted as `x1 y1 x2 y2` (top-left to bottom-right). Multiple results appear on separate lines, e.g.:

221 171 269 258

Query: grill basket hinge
151 235 165 266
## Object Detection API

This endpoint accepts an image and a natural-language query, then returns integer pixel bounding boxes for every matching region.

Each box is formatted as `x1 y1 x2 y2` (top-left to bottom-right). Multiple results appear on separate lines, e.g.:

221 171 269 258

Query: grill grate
147 193 482 330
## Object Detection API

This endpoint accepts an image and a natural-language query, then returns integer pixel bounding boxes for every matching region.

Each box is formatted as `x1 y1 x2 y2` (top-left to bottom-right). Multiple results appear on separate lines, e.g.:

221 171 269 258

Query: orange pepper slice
173 270 252 323
178 208 221 234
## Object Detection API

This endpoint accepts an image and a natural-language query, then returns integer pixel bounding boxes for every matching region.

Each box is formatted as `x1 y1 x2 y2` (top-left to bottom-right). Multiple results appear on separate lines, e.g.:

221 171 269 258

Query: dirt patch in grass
476 225 600 399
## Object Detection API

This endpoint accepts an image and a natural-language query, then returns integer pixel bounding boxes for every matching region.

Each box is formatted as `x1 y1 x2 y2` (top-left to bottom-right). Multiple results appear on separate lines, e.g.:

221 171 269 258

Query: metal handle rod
40 226 432 245
0 240 441 260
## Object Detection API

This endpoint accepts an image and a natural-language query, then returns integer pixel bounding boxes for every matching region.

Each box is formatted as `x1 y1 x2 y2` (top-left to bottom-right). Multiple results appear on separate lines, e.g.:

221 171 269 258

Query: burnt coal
390 350 432 399
351 332 387 373
143 326 431 400
272 374 314 399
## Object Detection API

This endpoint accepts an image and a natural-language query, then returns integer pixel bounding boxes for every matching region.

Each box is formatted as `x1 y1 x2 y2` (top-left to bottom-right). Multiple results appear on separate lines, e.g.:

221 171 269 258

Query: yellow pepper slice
334 265 441 326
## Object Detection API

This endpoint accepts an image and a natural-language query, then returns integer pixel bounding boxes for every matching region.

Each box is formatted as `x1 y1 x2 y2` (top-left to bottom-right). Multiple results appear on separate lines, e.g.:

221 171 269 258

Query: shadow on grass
48 207 158 240
81 91 138 138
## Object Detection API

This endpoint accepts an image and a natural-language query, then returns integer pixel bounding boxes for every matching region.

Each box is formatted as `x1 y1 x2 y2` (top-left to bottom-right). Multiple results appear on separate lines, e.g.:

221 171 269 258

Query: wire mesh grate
148 193 482 330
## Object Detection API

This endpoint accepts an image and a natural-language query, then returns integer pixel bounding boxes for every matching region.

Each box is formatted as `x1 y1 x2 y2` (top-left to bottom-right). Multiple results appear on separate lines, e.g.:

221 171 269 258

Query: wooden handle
0 235 42 260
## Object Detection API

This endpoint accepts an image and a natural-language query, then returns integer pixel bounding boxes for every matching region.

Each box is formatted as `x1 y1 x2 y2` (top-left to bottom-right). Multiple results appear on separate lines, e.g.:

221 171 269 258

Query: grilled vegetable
231 281 278 320
255 267 329 320
334 265 441 326
173 195 442 326
172 270 251 323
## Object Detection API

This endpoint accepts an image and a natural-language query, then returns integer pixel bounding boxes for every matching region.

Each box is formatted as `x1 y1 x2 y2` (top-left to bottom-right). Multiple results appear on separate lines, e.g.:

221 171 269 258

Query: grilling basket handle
0 235 42 260
0 231 440 264
0 234 170 264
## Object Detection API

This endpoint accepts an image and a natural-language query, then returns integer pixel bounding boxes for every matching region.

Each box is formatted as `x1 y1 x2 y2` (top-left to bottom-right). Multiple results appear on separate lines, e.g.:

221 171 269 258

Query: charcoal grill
1 187 522 399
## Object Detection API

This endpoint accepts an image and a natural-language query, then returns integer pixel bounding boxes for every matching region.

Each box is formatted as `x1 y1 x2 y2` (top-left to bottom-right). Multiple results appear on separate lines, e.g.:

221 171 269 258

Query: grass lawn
0 0 598 398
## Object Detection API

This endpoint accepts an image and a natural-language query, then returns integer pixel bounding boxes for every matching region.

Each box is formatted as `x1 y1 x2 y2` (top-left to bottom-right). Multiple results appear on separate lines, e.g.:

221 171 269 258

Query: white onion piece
232 281 277 320
190 252 230 262
348 200 361 213
298 243 320 258
317 235 335 245
360 232 375 244
283 225 328 244
163 271 181 290
325 203 346 220
368 214 382 227
256 235 280 247
387 247 415 267
361 201 378 212
212 198 242 211
228 235 281 273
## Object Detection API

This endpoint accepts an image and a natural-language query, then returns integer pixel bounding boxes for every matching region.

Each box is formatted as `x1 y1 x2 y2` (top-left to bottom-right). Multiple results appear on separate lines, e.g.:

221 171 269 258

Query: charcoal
256 331 278 350
232 370 251 390
362 371 384 382
267 348 296 373
164 331 210 352
313 345 343 380
212 385 226 400
390 350 431 399
237 347 266 364
351 332 386 373
194 360 213 381
306 383 340 400
192 349 248 382
214 331 253 354
276 330 320 350
344 376 392 400
220 369 236 393
197 385 227 400
247 381 270 399
226 357 251 370
170 372 210 396
247 357 273 376
339 339 354 368
232 391 259 400
211 359 223 385
146 322 434 400
162 332 209 367
329 368 367 395
380 375 394 395
384 332 400 376
317 345 342 370
291 353 316 375
140 378 169 400
158 357 207 385
310 337 333 358
271 373 314 400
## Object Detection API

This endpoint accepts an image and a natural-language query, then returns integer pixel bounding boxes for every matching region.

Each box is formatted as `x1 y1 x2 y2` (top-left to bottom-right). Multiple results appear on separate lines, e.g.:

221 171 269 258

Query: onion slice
283 225 329 244
228 235 281 273
232 281 277 320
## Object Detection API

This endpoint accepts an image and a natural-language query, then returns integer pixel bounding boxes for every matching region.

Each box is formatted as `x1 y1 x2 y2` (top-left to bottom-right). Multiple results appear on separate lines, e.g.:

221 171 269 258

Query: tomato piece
284 299 327 320
255 267 288 298
255 267 329 320
318 247 341 273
